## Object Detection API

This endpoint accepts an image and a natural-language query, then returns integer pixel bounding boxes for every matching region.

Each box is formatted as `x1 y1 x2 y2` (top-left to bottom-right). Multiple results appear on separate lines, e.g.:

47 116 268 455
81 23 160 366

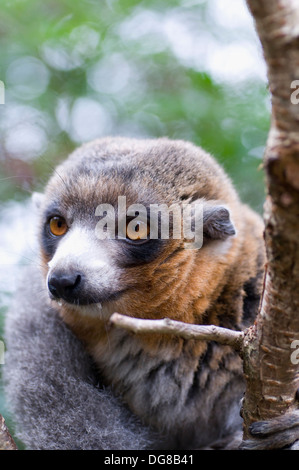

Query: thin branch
110 312 244 351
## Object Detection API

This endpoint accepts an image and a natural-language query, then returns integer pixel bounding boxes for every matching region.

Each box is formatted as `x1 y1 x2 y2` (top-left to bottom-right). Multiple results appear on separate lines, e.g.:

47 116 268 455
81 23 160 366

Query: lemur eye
126 220 150 241
49 216 68 237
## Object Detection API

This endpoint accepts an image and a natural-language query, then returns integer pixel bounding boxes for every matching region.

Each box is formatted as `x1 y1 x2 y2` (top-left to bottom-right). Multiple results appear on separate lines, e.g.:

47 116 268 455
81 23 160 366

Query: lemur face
38 138 238 321
41 188 171 309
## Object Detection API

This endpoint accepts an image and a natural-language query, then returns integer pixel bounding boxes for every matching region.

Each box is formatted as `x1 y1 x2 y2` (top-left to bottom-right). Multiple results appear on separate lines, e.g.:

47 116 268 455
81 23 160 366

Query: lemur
4 137 298 450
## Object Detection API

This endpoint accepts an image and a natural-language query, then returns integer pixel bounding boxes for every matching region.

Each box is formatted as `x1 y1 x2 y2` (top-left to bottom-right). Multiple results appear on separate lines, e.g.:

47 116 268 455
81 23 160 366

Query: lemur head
37 137 241 326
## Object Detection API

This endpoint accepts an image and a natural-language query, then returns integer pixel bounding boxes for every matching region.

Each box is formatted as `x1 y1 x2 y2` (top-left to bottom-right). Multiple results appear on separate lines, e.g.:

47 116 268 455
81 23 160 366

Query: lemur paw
240 410 299 450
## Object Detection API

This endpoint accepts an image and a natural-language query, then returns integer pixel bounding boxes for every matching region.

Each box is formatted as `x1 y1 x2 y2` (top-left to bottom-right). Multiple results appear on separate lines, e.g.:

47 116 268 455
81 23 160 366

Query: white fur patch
47 226 110 271
46 226 121 311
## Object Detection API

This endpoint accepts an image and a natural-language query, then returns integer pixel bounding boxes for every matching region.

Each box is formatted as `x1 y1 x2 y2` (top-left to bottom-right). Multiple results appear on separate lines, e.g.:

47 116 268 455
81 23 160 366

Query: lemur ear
203 205 236 241
32 192 45 210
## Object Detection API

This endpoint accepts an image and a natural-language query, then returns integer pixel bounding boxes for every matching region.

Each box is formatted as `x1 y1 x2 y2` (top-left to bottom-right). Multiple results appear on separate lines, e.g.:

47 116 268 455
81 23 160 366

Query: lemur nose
48 271 82 301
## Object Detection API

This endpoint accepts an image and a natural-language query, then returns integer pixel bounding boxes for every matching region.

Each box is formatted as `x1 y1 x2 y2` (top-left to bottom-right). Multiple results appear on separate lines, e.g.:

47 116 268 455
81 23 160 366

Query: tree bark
241 0 299 440
0 414 17 450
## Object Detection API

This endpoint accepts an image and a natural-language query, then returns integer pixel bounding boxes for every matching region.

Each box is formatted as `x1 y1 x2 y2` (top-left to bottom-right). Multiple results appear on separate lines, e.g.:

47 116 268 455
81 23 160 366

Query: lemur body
4 137 266 449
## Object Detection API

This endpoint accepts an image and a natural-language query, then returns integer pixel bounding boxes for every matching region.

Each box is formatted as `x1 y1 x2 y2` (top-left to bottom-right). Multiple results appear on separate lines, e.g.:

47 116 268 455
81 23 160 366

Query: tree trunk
241 0 299 439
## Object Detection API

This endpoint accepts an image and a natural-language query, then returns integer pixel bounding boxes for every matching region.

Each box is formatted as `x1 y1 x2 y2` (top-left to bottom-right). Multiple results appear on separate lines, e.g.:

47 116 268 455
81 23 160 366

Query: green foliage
0 0 270 210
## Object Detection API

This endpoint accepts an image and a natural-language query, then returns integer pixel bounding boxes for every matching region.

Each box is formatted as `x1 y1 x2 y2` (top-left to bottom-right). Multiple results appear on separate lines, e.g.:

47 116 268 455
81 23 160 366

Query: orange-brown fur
38 137 265 446
59 204 263 360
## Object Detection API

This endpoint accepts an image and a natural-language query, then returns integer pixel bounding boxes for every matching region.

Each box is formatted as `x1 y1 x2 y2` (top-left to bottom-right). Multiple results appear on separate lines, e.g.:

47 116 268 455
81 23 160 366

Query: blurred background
0 0 270 447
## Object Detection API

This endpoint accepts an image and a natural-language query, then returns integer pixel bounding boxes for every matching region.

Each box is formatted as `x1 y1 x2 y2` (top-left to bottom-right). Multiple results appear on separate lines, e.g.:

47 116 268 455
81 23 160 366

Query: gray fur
3 265 243 450
3 266 155 450
95 327 245 449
